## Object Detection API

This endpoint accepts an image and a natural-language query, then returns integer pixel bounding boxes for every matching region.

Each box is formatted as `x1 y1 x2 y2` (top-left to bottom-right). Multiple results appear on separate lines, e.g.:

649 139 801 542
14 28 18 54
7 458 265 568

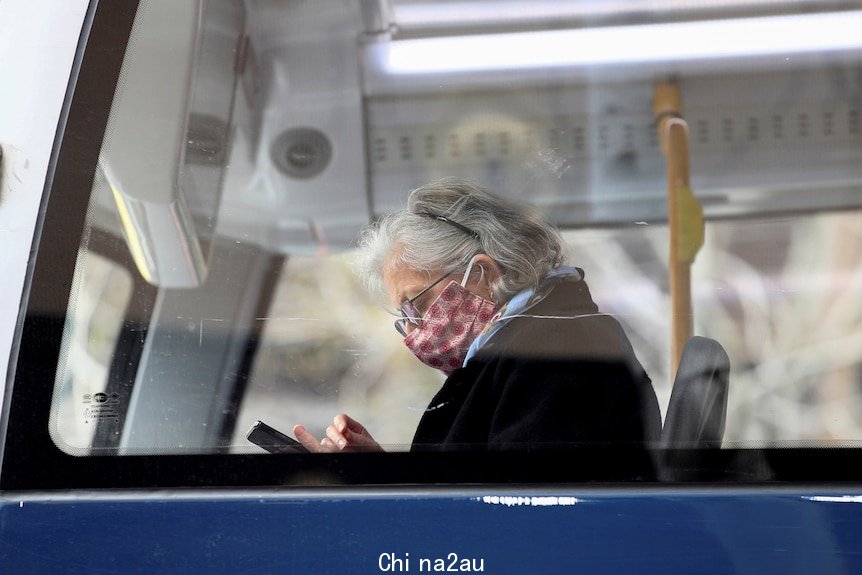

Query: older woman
294 179 660 452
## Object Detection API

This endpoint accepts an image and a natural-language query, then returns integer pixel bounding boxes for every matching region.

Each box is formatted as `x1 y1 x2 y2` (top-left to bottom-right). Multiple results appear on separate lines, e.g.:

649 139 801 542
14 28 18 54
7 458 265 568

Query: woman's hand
293 414 384 452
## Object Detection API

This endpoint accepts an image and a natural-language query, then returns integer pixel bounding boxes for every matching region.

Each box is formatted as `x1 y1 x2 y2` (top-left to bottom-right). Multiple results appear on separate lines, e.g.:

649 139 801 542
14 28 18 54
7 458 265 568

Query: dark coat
411 274 661 451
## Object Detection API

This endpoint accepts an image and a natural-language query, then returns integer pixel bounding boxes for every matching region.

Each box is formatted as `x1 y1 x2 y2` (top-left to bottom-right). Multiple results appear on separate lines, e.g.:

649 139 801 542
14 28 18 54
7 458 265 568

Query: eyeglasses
393 213 480 336
394 270 456 336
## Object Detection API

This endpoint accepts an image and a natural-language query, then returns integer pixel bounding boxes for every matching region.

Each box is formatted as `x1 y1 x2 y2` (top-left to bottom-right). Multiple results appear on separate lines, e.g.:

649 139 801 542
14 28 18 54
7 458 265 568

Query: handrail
653 81 704 379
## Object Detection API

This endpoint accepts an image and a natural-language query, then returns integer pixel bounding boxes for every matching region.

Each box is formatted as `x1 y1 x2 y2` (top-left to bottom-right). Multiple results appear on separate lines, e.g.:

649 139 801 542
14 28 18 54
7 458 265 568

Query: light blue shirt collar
463 266 582 366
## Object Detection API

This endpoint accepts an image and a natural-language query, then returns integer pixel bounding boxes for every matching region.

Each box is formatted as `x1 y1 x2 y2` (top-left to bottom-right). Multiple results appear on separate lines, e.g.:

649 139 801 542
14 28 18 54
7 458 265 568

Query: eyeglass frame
393 213 483 336
393 269 457 337
393 253 486 336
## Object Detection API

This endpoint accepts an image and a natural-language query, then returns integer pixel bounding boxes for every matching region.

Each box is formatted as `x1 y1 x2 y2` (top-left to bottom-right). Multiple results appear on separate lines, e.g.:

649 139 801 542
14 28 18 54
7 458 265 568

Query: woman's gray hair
357 178 566 304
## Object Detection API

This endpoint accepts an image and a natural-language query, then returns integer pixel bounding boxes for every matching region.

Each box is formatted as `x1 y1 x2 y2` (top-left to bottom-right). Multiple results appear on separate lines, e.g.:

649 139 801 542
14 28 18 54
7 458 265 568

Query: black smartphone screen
246 420 309 453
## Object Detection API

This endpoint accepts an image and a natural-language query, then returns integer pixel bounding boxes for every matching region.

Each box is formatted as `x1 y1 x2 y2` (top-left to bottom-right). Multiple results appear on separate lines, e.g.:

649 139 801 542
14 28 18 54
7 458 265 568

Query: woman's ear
466 254 502 299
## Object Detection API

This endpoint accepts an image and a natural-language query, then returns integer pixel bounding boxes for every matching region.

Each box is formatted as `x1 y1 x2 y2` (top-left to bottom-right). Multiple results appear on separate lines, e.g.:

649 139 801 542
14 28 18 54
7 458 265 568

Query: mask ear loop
460 255 480 287
459 254 486 288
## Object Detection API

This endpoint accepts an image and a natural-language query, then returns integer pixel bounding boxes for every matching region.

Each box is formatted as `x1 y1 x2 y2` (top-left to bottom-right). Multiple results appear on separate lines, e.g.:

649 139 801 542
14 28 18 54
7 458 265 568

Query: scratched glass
45 0 862 456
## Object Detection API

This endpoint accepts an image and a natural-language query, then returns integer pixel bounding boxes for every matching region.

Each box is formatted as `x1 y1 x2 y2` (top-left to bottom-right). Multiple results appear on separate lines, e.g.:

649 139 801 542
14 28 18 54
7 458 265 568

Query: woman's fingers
295 417 385 452
320 437 338 450
294 424 327 452
325 424 348 449
332 414 384 452
333 413 370 437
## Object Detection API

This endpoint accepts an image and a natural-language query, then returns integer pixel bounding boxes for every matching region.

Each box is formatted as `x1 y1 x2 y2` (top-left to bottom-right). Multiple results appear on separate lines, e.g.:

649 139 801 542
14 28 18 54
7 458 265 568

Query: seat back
660 336 730 449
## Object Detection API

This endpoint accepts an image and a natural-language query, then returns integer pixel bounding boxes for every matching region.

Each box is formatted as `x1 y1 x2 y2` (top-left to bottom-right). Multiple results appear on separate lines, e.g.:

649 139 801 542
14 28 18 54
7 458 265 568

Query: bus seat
659 336 730 480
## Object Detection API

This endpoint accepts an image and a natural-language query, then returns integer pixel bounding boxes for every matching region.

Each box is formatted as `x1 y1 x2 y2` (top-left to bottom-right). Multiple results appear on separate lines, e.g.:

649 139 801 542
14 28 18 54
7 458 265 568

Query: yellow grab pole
653 81 704 379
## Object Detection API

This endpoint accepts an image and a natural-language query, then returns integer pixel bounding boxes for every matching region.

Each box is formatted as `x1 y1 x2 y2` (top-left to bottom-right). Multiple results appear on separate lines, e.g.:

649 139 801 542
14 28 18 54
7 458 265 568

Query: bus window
5 0 862 490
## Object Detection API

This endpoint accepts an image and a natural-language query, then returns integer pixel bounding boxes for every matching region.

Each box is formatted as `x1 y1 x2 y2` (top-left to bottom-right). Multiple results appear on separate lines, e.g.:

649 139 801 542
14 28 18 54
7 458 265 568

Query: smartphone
246 420 308 453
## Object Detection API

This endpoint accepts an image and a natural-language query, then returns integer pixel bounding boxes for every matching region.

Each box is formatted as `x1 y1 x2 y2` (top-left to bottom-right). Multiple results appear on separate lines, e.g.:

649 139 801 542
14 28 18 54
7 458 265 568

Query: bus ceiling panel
99 0 243 288
365 65 862 227
223 0 370 256
224 5 862 253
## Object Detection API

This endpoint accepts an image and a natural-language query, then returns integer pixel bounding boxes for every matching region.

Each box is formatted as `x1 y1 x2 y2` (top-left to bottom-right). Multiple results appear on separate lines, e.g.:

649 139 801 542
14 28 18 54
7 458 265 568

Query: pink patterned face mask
403 274 497 375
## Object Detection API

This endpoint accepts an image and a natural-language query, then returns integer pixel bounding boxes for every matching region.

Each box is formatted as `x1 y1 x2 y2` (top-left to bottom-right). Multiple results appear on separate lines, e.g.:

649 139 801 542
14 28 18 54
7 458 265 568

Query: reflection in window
43 0 862 457
235 209 862 452
52 252 133 453
566 210 862 444
234 253 443 452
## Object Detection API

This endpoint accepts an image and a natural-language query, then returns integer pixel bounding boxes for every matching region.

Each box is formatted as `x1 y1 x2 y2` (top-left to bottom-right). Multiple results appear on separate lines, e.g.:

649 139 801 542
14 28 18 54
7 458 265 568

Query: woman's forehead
383 259 435 300
383 259 425 287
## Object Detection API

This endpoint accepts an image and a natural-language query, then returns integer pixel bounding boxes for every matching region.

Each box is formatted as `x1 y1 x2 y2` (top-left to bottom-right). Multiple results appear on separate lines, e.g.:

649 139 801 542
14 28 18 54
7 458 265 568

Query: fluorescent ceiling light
377 10 862 74
393 0 815 29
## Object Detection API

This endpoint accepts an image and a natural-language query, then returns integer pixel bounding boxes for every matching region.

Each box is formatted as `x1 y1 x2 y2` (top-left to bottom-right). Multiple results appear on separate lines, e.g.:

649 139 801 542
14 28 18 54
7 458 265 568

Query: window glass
237 211 862 451
43 0 862 464
564 212 862 444
51 251 133 453
233 253 443 452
